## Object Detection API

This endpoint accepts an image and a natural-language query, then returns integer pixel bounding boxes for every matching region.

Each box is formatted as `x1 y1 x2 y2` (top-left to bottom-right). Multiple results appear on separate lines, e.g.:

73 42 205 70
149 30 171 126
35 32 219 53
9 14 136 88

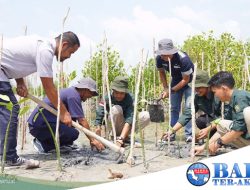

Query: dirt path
4 123 192 183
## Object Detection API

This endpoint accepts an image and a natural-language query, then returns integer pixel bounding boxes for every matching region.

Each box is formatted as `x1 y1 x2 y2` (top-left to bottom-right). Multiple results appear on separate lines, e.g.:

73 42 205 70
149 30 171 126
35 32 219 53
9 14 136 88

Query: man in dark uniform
195 71 250 155
156 38 194 142
28 77 105 153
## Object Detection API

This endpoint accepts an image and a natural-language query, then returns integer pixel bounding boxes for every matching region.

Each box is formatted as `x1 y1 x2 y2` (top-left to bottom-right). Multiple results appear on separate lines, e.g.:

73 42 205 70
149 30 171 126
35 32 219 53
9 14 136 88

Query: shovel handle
27 94 125 155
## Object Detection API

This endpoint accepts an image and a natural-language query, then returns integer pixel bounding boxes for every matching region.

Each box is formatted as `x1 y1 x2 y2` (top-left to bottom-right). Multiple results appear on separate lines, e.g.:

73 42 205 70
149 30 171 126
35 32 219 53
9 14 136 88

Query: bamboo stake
95 53 99 109
201 51 204 70
127 49 145 166
191 63 197 162
223 51 227 71
55 7 70 171
243 44 250 84
140 51 149 171
152 38 158 147
101 45 110 140
21 25 28 150
102 34 116 143
167 58 172 154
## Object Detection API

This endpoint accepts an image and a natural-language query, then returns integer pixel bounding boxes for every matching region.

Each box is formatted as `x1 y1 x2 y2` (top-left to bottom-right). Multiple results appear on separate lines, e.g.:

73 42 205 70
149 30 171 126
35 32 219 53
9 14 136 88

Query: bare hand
95 126 102 136
161 131 172 141
209 142 219 155
90 139 105 152
60 111 72 127
161 90 169 99
194 145 205 156
16 84 28 97
198 128 209 140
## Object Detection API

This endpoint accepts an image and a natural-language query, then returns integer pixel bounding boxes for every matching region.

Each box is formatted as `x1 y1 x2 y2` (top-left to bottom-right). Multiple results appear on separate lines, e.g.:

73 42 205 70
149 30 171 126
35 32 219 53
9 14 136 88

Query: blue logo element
186 162 210 186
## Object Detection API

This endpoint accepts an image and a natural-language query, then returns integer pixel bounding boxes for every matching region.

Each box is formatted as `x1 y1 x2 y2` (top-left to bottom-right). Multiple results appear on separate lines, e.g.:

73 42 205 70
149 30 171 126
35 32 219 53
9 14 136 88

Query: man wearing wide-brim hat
156 38 194 142
95 76 150 147
161 69 229 142
27 77 105 154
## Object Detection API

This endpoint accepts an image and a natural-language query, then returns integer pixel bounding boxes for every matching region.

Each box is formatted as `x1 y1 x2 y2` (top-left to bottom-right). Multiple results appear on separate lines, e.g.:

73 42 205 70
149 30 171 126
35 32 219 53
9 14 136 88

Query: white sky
1 0 250 81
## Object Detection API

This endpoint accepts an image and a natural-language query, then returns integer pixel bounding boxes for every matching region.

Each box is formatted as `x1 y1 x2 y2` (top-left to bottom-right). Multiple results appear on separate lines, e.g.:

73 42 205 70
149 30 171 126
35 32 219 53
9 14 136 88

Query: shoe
48 145 72 154
134 141 142 148
6 157 26 166
65 144 79 150
32 138 46 154
186 136 192 143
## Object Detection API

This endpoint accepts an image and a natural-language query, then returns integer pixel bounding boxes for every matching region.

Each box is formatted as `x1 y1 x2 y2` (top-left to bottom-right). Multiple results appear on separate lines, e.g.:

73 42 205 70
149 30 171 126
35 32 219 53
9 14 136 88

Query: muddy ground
3 123 227 183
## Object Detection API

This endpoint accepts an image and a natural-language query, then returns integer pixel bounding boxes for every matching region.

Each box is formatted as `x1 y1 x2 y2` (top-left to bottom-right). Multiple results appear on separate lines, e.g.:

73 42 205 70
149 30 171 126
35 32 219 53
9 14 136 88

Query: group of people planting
0 32 250 167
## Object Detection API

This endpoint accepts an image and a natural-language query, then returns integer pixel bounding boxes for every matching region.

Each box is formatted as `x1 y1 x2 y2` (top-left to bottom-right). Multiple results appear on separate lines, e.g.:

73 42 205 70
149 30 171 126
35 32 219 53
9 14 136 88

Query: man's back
1 35 55 81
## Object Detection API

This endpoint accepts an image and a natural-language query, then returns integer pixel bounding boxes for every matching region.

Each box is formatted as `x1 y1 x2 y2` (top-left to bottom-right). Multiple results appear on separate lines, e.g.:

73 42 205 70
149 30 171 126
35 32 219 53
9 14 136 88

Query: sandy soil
4 123 197 183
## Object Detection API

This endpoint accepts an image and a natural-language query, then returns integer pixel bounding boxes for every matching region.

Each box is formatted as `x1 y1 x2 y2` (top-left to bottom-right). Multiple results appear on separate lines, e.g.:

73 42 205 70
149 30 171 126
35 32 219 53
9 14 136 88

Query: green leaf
0 94 10 102
0 102 9 107
19 105 30 116
5 102 13 111
0 98 13 111
18 98 29 105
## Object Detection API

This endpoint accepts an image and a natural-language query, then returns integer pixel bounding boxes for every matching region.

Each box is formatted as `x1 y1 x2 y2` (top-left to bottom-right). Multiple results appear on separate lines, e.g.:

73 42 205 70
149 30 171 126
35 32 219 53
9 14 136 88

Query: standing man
195 71 250 155
156 39 194 142
0 31 80 166
27 77 105 153
95 76 150 147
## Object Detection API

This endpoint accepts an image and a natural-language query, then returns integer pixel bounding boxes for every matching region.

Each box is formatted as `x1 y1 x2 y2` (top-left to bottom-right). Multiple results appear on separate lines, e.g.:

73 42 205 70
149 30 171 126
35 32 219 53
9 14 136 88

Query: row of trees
82 31 250 101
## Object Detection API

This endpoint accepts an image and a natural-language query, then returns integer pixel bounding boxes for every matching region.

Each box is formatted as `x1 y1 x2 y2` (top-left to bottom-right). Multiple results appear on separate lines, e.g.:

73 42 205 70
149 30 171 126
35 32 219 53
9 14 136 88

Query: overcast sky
1 0 249 81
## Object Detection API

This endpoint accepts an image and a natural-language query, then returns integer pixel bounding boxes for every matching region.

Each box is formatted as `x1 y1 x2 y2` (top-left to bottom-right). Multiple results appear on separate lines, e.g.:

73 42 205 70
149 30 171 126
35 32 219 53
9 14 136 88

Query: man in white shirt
0 31 80 166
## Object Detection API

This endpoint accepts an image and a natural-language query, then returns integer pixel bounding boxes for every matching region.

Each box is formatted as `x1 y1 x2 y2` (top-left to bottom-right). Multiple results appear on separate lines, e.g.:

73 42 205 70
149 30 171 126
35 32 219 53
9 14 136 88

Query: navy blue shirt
27 87 84 126
156 51 194 88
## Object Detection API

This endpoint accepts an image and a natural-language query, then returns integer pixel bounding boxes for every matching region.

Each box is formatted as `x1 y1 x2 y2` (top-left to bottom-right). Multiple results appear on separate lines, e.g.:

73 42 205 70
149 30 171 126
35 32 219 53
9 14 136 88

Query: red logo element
193 169 209 175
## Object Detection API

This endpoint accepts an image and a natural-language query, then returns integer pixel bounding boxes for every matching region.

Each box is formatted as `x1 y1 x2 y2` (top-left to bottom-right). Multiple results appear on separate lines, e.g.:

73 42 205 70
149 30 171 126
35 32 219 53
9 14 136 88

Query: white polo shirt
0 35 56 82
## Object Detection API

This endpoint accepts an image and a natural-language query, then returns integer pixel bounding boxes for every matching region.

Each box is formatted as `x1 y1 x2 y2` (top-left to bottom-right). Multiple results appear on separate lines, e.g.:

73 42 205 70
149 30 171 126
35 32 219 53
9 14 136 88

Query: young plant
39 109 62 171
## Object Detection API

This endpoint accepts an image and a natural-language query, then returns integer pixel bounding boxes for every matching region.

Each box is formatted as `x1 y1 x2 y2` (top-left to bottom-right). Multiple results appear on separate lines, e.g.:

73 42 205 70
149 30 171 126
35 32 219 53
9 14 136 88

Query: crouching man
195 71 250 155
27 77 105 153
95 76 150 147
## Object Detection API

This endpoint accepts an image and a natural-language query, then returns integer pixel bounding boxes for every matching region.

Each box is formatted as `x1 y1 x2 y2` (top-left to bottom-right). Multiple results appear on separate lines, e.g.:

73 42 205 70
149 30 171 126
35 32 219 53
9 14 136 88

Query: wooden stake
102 34 116 143
191 63 197 162
167 58 172 154
152 38 158 147
21 25 28 150
127 49 145 166
55 7 70 171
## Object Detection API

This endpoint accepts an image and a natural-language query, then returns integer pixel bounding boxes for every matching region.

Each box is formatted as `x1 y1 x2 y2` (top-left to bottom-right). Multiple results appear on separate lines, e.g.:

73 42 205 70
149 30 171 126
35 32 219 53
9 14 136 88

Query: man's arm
171 74 190 92
78 118 105 151
209 130 243 154
40 77 72 126
15 78 28 97
158 68 169 98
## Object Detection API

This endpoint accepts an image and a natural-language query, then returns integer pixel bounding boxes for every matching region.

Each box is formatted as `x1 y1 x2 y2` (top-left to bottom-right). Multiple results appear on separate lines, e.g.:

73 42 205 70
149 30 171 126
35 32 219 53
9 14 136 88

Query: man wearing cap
95 76 150 147
161 70 228 142
27 77 105 153
156 38 194 142
0 31 80 165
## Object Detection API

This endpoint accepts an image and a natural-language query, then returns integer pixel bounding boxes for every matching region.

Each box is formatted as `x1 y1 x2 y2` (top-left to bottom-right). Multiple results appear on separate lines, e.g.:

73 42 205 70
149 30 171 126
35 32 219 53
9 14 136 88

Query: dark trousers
0 82 20 161
196 114 216 138
29 122 79 152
